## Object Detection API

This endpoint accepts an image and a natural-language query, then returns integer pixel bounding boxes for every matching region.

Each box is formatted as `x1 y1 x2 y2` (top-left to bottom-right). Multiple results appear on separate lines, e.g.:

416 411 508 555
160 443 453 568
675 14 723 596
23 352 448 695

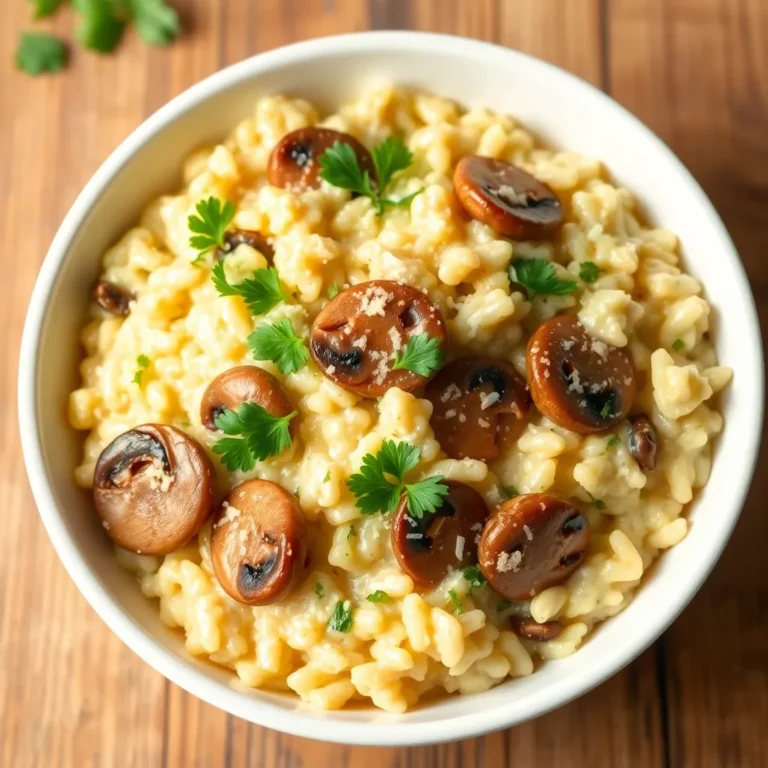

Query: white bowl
19 31 763 746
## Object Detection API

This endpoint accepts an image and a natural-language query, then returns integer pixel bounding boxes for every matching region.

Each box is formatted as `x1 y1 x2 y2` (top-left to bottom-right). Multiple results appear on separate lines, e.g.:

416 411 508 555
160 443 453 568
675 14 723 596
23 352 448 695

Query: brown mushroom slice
211 479 307 605
93 280 135 317
478 493 589 601
510 616 563 641
200 366 295 434
310 280 448 397
392 481 489 588
527 315 636 434
425 358 531 461
215 230 274 261
267 127 376 191
629 414 658 470
93 425 215 555
453 156 563 240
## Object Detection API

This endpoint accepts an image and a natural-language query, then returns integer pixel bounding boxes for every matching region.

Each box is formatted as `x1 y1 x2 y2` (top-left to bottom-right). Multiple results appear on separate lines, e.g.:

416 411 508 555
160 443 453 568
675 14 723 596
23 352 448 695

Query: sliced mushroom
629 414 658 470
93 280 135 317
527 315 636 434
478 493 589 601
510 616 563 641
200 366 296 434
453 156 563 240
268 127 376 191
392 481 489 588
211 479 308 605
425 358 530 461
93 425 215 555
215 230 274 261
310 280 447 397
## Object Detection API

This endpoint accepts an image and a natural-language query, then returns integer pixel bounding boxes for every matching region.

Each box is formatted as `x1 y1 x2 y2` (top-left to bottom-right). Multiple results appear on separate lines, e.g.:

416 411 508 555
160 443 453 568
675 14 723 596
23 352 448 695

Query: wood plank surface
0 1 765 766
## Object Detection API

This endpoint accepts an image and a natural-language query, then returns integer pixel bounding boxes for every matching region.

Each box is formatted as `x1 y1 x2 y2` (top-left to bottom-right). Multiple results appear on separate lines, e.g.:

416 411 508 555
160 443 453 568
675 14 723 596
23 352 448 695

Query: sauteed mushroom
392 481 489 588
510 616 563 641
478 493 589 601
527 315 636 434
268 127 376 190
93 425 215 555
215 230 274 261
211 479 308 605
453 156 563 240
628 414 658 470
310 280 447 397
200 366 295 434
93 280 135 317
425 358 530 461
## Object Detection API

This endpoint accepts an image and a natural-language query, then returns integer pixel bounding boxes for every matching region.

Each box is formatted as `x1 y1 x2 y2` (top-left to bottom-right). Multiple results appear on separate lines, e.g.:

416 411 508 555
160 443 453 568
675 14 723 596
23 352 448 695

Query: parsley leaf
497 599 512 612
586 491 606 510
462 565 487 589
366 590 391 603
212 402 296 472
211 262 286 316
579 261 601 284
133 354 150 386
327 283 340 299
128 0 180 45
188 197 235 260
392 333 445 378
672 338 685 351
323 471 331 483
347 524 356 540
30 0 65 19
16 32 68 75
448 588 462 615
511 258 577 300
73 0 126 54
346 440 449 518
328 600 353 633
248 319 309 375
314 582 325 598
600 401 613 419
502 485 519 499
319 138 422 215
606 435 621 450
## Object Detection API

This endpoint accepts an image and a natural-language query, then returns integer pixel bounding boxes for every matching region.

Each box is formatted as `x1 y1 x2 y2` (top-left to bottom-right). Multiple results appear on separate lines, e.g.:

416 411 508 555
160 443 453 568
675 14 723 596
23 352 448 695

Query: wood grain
0 1 765 766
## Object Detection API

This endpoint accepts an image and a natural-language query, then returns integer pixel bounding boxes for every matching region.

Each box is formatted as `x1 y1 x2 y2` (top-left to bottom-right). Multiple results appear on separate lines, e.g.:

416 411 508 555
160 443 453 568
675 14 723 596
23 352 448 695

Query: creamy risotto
69 87 732 713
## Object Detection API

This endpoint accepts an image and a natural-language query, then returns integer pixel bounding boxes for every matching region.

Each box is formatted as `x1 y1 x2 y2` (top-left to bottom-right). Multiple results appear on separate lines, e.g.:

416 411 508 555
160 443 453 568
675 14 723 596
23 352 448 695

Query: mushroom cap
93 424 216 555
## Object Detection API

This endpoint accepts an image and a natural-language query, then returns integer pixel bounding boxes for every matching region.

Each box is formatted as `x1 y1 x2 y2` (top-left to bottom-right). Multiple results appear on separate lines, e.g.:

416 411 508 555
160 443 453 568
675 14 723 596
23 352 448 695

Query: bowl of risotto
19 32 762 745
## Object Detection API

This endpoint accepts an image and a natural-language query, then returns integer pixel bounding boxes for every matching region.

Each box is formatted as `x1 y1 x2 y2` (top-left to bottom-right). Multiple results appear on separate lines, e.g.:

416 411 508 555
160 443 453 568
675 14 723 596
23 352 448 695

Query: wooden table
1 1 766 765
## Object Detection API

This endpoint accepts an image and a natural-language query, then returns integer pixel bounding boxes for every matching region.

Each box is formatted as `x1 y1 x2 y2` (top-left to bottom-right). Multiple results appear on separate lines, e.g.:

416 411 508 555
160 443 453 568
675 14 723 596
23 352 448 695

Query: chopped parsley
15 32 68 75
347 524 356 540
448 588 462 615
606 435 621 450
511 258 577 300
323 470 331 483
313 582 325 598
672 338 685 351
600 402 613 419
462 565 487 589
328 600 353 633
188 197 235 262
366 590 391 604
497 599 512 612
392 333 445 378
579 261 602 284
327 283 340 299
319 137 423 215
248 318 309 374
346 440 449 518
501 485 519 499
211 262 286 316
132 354 150 386
212 402 296 472
587 491 606 510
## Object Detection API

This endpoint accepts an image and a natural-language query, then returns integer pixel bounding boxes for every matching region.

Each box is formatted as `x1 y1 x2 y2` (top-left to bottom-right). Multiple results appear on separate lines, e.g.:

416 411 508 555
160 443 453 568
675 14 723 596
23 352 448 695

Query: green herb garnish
511 258 577 300
74 0 125 53
188 197 235 262
346 440 449 518
448 588 462 615
327 283 340 299
502 485 519 499
587 491 606 510
606 435 621 450
366 591 391 604
31 0 64 19
130 0 180 45
314 582 325 598
212 402 296 472
15 32 67 75
392 333 445 378
132 354 150 386
672 338 685 351
248 319 309 375
328 600 353 633
600 402 613 419
319 137 423 215
347 525 356 540
212 262 286 316
462 566 487 589
579 261 601 284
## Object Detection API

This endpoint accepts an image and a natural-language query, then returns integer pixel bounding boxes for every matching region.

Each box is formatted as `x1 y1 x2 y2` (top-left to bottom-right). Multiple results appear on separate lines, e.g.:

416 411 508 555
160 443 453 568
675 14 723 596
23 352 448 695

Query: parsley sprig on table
212 261 286 316
212 402 297 472
392 333 445 378
16 0 180 76
188 197 235 263
319 137 423 215
511 258 577 300
346 440 449 518
248 319 309 375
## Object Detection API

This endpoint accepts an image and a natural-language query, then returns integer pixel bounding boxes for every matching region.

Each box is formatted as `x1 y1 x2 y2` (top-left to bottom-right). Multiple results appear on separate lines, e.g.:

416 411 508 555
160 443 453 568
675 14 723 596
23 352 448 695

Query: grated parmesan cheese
143 458 173 493
480 391 501 410
497 550 522 573
455 535 465 561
